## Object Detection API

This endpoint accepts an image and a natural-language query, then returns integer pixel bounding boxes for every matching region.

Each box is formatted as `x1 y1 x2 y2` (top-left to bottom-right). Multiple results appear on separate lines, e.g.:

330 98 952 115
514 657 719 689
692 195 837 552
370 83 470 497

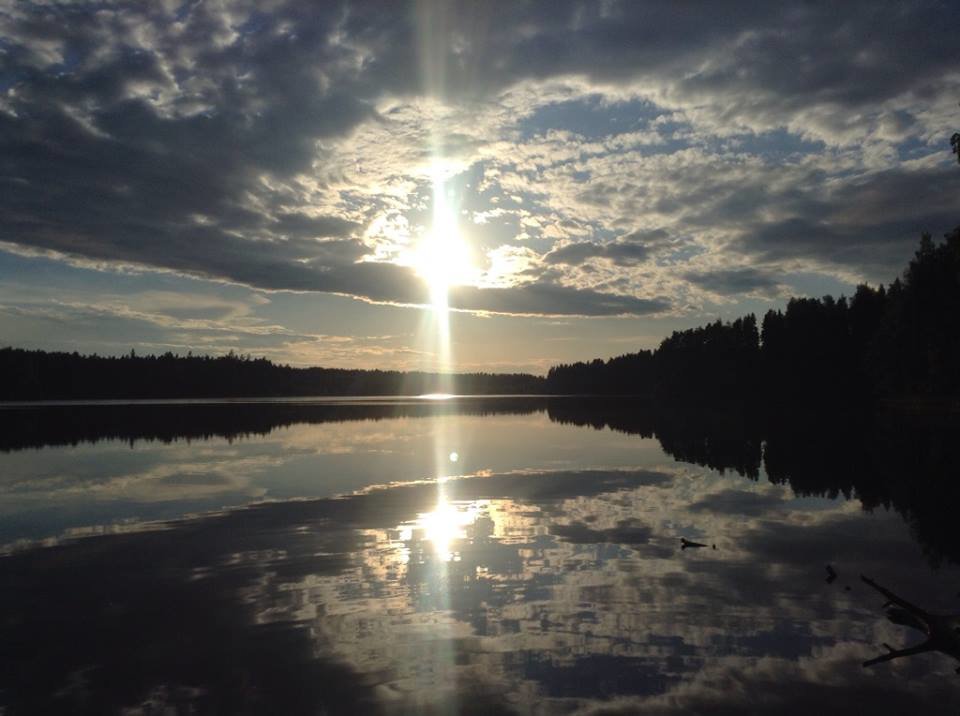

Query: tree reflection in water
1 397 959 713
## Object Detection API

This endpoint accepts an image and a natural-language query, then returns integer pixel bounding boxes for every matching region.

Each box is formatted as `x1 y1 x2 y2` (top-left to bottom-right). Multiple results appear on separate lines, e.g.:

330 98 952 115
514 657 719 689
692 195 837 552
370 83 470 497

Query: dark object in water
680 537 707 550
861 575 960 673
826 565 838 584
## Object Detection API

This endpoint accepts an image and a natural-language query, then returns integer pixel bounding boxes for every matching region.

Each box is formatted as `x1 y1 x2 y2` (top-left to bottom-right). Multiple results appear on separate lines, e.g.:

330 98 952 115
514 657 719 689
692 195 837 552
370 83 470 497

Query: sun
413 177 475 310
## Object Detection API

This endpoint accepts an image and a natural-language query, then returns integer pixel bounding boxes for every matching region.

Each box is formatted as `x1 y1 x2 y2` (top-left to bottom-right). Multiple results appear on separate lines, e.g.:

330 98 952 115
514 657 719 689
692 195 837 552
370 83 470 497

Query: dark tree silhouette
546 229 960 405
0 349 545 401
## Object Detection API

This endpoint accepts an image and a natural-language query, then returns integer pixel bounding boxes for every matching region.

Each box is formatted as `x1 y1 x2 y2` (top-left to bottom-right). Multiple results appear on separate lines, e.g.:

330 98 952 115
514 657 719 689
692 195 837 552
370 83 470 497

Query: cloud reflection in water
2 401 960 713
3 461 958 713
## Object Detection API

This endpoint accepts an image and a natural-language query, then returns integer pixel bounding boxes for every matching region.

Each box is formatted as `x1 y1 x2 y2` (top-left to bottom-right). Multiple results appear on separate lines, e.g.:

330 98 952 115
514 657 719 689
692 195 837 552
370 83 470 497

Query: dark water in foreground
2 397 960 714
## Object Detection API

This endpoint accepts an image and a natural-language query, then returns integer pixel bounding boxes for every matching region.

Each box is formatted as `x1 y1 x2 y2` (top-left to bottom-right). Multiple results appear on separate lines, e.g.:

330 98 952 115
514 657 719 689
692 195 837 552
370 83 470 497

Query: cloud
688 489 786 517
543 233 664 267
449 282 669 317
551 519 653 545
681 268 785 297
1 0 959 320
579 644 960 715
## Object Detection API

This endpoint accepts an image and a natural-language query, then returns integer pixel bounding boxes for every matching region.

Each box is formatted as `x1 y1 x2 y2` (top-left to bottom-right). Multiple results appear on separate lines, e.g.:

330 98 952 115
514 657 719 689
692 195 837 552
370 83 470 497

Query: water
1 397 959 714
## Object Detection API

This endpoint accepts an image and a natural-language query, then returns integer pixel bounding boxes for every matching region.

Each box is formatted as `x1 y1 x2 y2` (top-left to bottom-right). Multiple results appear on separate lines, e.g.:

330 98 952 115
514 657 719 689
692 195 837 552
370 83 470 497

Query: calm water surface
2 397 959 714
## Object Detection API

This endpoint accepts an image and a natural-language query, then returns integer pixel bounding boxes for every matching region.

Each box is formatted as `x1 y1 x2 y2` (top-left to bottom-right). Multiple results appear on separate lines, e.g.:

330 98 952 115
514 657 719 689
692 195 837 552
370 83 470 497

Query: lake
2 397 959 714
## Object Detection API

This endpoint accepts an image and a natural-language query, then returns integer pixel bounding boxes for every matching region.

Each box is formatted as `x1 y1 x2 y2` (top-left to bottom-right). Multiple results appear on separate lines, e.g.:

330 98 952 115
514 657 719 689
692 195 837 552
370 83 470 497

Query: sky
1 0 959 375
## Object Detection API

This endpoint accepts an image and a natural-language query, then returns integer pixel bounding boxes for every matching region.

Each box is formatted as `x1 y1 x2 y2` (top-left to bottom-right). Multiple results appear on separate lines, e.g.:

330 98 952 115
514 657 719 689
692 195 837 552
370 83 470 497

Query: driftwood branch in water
861 575 928 618
860 574 960 672
863 641 935 667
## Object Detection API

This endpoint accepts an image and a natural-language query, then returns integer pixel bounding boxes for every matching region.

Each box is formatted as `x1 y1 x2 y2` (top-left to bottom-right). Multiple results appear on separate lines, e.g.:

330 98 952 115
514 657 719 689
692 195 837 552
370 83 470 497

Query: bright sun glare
414 175 474 310
420 498 477 561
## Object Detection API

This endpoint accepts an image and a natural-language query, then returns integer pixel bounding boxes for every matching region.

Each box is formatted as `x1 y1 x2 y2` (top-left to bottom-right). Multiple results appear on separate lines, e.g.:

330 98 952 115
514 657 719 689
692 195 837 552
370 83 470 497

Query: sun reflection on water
416 497 479 562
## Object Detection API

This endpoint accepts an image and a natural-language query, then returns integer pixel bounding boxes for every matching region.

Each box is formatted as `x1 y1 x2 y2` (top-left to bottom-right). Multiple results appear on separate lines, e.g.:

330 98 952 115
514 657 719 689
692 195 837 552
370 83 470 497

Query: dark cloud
582 648 960 716
441 468 673 505
738 513 924 570
544 242 610 266
272 213 360 239
543 230 673 268
407 1 960 133
681 268 784 296
687 489 785 516
733 166 960 277
544 240 650 267
551 519 653 545
449 282 669 316
0 499 378 714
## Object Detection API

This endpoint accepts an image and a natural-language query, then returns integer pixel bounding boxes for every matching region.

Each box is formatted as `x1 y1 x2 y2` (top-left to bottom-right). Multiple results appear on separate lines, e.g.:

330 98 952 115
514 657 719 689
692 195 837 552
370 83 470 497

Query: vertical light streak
412 1 464 706
428 171 454 392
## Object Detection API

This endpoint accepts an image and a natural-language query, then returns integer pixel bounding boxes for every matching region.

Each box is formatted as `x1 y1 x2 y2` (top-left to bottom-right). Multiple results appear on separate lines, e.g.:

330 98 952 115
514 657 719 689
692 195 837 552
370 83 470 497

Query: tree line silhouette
546 228 960 403
1 228 957 402
0 349 545 401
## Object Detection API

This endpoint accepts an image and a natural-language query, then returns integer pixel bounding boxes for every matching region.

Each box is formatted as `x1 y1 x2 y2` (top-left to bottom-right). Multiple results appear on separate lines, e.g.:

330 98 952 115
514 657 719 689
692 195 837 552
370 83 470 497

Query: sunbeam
406 1 484 702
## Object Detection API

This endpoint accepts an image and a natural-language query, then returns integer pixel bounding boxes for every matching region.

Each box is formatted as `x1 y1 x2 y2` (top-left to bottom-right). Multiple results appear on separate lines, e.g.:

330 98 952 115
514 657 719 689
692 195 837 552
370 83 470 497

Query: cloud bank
2 0 959 317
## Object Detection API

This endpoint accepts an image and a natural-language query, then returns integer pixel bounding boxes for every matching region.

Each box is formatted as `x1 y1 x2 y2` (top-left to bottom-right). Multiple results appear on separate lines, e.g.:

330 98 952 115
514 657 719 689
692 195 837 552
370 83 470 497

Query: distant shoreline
0 393 562 409
0 347 547 401
4 393 958 420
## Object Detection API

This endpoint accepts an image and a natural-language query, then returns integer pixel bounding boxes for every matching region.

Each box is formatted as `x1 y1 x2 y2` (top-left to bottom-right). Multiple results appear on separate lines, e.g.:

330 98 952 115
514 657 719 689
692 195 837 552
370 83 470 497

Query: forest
0 349 545 400
546 227 960 403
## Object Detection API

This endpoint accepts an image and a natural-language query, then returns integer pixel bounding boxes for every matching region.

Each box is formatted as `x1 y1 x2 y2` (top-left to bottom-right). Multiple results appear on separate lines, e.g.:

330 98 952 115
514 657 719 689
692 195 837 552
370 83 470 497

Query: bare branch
863 640 935 668
860 575 928 619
